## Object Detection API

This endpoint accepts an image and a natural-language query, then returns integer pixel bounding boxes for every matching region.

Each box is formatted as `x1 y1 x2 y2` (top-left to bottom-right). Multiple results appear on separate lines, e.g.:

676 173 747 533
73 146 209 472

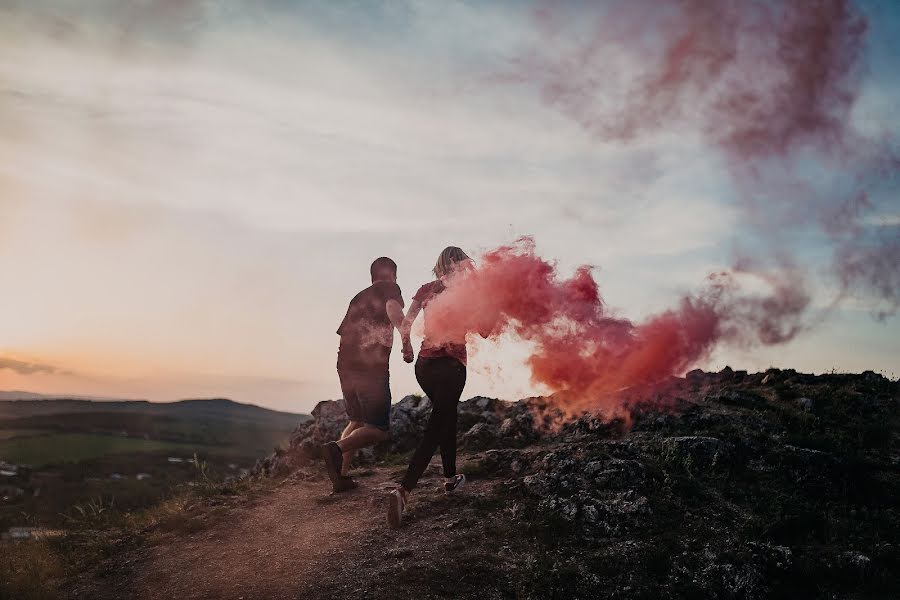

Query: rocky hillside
251 368 899 599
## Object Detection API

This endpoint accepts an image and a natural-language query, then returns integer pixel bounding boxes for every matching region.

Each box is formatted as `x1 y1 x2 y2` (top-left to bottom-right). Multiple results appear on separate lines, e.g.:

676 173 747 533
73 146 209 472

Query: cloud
0 356 67 376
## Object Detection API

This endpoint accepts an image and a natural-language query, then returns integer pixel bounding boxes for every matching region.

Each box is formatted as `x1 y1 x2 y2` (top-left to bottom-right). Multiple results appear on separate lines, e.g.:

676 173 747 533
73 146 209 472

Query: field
0 396 308 531
0 429 42 440
0 433 212 467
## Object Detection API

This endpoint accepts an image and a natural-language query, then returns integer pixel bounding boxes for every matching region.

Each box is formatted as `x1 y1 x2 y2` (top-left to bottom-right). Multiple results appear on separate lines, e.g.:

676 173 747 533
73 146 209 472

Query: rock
251 400 348 476
477 448 534 476
240 367 900 599
841 551 871 570
686 369 708 385
458 396 506 431
761 368 781 385
780 445 833 467
705 389 766 408
253 393 543 477
387 395 432 453
795 397 814 411
607 491 650 516
497 405 539 447
662 436 733 473
462 422 498 451
718 366 735 382
861 370 884 382
584 459 646 488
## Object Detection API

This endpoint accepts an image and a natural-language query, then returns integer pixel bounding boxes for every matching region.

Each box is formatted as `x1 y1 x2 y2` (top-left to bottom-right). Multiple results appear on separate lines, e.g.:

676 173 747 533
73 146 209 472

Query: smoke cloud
426 239 809 416
421 0 898 415
507 0 898 316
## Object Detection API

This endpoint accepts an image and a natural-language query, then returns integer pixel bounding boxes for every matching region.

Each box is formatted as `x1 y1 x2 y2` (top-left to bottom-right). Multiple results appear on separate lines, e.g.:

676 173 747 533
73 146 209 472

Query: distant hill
0 396 306 427
0 391 108 401
0 396 310 468
0 391 145 402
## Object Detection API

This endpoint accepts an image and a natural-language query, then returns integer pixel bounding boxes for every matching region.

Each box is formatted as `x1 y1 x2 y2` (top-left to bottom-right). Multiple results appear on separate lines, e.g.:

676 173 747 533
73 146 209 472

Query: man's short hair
370 257 398 281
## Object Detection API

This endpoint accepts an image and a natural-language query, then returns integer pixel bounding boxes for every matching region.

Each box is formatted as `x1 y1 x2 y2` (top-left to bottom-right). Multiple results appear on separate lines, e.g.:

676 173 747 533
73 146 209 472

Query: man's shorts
337 368 391 431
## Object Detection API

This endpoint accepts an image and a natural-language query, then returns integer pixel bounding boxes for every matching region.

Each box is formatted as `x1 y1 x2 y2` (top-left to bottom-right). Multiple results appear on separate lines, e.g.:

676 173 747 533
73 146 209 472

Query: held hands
402 338 414 363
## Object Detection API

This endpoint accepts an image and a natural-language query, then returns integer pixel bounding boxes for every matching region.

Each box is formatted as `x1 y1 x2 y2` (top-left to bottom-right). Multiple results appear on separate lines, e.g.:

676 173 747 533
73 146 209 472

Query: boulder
795 397 814 412
462 422 498 451
387 394 432 453
686 368 708 386
497 404 540 447
662 436 733 474
718 366 735 382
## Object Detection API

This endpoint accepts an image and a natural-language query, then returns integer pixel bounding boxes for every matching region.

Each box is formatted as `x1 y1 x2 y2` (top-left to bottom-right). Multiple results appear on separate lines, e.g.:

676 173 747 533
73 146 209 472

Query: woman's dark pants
400 356 467 491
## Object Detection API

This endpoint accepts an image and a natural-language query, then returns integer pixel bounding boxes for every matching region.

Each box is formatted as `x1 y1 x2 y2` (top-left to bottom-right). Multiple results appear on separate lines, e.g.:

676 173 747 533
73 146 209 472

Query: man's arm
386 298 406 331
397 299 422 363
386 299 415 363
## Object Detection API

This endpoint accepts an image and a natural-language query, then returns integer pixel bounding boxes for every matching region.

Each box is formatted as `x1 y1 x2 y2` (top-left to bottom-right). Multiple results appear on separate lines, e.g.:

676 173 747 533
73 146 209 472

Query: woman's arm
400 299 423 362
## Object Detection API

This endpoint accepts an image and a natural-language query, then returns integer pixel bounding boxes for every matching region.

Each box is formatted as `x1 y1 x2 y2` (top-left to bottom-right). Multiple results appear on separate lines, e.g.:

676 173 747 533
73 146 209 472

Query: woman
388 246 473 529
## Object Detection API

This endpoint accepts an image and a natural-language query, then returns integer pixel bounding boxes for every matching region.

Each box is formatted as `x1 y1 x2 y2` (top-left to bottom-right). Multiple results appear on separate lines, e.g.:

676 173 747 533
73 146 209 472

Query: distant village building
2 527 64 541
4 527 38 540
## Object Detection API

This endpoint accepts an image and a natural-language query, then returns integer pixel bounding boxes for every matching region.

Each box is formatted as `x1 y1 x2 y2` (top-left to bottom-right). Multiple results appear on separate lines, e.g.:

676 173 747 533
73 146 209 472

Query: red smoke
441 0 897 416
507 0 899 317
425 239 808 416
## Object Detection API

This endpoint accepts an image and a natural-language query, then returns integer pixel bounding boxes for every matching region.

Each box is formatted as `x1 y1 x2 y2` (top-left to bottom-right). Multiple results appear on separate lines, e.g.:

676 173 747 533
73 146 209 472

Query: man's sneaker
444 474 466 495
332 475 358 494
387 488 407 529
321 442 343 486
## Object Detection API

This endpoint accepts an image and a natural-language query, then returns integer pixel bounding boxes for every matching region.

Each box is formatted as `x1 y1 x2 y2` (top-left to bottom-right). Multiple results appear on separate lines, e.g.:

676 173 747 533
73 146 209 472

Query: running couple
321 246 472 529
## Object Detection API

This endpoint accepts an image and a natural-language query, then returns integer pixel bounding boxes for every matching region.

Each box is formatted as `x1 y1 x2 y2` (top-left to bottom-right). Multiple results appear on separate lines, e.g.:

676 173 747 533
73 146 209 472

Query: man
322 257 414 493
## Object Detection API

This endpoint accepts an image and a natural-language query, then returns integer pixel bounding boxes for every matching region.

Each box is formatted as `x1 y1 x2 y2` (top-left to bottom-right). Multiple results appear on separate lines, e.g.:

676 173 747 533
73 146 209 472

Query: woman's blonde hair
433 246 471 278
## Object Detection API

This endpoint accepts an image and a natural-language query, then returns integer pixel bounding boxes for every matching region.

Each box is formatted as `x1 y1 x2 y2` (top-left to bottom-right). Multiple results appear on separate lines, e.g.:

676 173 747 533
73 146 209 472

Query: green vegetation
0 433 207 467
0 464 277 600
0 397 307 535
0 429 42 440
0 538 63 600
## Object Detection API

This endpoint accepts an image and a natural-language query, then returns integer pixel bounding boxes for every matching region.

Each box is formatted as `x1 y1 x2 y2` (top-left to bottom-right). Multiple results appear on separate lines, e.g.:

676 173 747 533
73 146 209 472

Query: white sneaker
387 488 406 529
444 474 466 495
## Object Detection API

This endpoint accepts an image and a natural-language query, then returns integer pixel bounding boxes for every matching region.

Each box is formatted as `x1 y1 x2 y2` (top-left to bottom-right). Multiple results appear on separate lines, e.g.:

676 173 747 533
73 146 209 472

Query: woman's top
413 279 467 365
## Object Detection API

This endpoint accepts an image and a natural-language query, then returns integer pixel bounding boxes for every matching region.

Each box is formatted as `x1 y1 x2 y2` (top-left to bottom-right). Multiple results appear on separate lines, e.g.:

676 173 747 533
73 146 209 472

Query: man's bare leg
339 421 363 476
336 425 390 456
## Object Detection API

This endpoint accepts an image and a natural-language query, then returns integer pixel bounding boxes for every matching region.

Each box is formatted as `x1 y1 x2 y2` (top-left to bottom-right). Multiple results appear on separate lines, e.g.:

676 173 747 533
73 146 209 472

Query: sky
1 0 898 414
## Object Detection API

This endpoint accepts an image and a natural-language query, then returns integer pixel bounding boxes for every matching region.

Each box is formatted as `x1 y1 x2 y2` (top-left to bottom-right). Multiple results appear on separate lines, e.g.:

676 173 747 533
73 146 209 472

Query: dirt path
71 459 514 600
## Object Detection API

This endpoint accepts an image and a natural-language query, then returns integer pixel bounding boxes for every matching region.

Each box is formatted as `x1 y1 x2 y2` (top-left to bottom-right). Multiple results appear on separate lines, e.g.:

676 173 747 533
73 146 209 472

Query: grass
0 433 211 467
0 538 64 600
0 430 45 441
0 460 278 600
0 409 298 467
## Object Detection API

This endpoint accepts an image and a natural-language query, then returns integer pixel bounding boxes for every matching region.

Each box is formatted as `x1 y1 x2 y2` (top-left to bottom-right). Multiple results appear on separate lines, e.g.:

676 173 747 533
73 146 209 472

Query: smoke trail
421 1 897 416
424 238 809 416
507 0 899 316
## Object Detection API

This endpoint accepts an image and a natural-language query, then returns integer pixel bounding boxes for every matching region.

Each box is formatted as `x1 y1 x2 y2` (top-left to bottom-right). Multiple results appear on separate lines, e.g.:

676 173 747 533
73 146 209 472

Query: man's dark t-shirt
336 281 404 372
